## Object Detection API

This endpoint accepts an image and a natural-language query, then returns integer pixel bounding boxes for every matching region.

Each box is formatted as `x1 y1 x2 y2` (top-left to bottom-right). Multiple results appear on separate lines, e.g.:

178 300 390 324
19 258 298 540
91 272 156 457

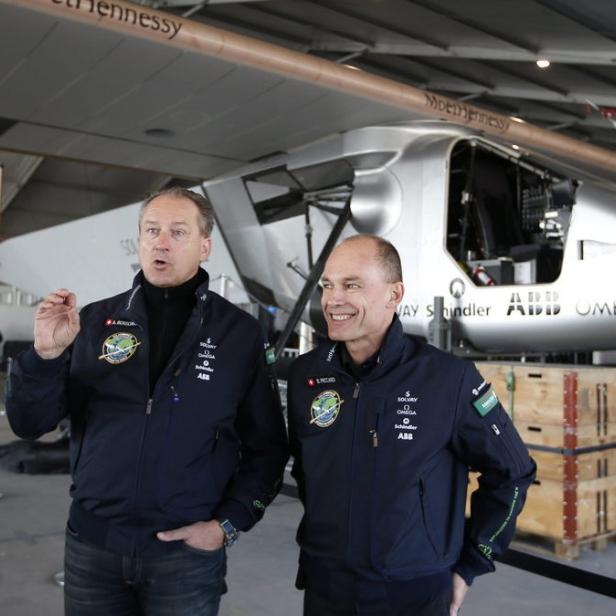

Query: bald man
287 234 535 616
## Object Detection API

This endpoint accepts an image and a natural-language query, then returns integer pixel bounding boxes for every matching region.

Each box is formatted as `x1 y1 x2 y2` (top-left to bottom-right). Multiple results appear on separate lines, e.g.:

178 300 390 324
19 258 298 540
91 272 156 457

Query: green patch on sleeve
473 386 499 417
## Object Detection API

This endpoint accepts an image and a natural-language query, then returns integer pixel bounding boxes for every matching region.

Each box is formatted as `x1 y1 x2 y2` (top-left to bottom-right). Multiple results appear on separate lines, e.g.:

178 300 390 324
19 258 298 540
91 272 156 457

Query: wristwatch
217 519 239 547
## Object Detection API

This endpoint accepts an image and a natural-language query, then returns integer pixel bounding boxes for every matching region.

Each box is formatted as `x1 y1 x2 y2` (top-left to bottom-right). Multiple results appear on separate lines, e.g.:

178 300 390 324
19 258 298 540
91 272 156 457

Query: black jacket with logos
287 316 535 585
7 271 288 556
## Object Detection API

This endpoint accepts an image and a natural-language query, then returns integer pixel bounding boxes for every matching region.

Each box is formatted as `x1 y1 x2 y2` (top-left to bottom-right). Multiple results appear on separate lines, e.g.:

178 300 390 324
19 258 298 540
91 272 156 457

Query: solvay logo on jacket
195 338 218 381
394 389 420 442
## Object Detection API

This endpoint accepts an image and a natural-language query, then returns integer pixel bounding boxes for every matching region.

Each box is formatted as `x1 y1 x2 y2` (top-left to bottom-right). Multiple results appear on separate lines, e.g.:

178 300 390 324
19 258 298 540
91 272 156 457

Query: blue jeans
64 528 226 616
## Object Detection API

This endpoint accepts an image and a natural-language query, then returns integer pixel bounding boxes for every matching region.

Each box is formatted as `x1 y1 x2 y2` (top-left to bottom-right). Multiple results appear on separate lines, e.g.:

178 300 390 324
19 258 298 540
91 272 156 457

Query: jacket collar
319 313 411 378
122 268 211 318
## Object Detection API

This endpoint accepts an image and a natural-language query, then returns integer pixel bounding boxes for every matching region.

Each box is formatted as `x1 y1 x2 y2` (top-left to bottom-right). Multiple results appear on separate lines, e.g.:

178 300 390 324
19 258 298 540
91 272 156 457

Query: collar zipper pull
353 383 360 399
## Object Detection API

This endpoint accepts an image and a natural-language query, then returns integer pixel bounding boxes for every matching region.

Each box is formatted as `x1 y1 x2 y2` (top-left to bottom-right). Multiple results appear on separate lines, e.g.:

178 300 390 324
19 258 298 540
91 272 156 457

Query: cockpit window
446 140 574 286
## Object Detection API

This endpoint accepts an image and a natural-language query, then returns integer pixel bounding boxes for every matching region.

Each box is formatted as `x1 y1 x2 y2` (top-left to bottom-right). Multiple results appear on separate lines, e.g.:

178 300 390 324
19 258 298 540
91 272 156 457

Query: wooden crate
467 471 616 558
531 448 616 482
515 421 616 449
469 362 616 558
476 362 616 448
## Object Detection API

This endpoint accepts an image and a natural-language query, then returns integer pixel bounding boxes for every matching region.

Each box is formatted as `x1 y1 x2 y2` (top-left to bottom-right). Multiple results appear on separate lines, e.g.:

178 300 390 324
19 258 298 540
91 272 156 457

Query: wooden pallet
512 529 616 560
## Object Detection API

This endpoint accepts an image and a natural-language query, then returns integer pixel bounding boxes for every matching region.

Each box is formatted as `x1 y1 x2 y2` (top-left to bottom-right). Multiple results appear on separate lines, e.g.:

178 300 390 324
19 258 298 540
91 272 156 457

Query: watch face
219 519 238 546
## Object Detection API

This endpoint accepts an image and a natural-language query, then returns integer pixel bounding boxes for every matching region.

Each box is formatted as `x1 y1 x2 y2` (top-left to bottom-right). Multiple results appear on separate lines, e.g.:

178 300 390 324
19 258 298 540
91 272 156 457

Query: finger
38 300 71 311
36 303 72 318
156 527 191 542
65 292 78 309
68 309 81 331
46 290 72 303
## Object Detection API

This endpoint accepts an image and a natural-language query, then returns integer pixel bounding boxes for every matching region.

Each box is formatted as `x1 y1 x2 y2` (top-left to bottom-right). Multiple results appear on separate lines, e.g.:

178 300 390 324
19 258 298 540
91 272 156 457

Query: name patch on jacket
473 386 499 417
99 332 140 364
105 318 137 327
310 390 344 428
307 376 337 387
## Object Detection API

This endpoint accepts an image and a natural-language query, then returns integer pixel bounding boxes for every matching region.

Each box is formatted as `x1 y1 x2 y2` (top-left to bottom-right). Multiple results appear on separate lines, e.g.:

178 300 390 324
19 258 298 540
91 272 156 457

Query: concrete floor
1 410 615 615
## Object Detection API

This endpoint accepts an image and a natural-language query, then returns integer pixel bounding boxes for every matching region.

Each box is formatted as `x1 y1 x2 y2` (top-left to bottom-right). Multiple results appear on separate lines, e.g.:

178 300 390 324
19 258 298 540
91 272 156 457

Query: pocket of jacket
419 478 440 558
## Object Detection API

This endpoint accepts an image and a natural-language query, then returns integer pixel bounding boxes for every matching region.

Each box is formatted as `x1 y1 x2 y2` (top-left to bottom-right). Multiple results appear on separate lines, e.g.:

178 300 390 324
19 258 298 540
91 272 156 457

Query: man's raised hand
33 289 80 359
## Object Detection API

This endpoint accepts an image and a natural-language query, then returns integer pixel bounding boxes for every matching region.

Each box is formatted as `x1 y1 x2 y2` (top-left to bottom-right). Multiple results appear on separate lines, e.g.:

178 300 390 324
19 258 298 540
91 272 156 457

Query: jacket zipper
131 317 152 516
132 314 204 512
345 381 360 563
125 287 207 523
492 421 523 474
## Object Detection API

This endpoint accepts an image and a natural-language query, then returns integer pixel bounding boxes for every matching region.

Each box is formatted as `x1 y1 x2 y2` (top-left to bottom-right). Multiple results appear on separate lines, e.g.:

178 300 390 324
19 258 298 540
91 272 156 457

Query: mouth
153 258 170 269
328 312 357 322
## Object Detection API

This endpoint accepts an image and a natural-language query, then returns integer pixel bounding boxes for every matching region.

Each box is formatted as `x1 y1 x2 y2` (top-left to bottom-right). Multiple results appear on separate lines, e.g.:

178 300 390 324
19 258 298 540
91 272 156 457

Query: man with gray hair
7 187 288 615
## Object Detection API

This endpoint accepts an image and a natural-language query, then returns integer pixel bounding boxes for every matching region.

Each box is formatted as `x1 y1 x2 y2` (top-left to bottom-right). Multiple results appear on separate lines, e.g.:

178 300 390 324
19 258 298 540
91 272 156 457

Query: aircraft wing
0 0 413 181
2 0 616 188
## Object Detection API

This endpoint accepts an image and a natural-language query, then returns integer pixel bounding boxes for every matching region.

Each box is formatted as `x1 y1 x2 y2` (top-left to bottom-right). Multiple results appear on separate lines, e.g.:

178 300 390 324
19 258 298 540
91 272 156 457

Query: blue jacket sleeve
6 346 71 440
214 333 289 531
450 362 536 586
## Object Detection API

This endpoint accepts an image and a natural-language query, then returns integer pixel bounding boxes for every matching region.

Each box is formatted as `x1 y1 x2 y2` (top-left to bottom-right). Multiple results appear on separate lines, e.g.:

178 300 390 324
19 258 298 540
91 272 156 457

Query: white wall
0 199 248 308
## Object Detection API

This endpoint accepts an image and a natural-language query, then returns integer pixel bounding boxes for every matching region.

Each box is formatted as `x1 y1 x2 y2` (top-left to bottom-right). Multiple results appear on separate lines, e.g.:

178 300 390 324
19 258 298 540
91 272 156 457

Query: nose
154 230 171 251
324 286 345 305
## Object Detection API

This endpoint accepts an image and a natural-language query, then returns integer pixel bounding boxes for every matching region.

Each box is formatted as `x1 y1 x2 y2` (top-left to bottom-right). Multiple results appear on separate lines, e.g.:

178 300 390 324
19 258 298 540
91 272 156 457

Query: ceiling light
512 144 520 150
511 116 525 123
536 59 550 69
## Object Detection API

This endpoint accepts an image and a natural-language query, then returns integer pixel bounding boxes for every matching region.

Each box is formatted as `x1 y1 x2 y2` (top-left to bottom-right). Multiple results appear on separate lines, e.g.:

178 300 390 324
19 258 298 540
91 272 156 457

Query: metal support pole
428 296 452 352
218 274 229 300
299 321 314 355
305 204 314 270
273 201 351 362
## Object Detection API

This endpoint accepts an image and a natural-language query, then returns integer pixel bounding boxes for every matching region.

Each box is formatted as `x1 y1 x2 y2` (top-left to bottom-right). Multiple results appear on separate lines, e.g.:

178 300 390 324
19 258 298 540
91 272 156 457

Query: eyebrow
143 220 190 227
321 276 362 283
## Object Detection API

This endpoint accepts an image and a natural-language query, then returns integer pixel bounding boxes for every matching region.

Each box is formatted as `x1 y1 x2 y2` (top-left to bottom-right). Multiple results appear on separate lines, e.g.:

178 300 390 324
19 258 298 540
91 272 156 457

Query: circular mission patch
309 390 344 428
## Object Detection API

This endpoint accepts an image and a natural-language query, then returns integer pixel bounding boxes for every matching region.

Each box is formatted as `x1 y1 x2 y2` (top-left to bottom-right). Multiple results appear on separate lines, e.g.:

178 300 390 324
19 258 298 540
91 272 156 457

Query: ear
386 281 404 308
200 236 212 262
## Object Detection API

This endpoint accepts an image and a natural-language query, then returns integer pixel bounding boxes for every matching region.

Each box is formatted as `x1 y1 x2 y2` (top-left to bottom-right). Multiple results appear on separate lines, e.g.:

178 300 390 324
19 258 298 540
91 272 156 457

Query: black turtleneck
143 268 207 394
340 344 380 381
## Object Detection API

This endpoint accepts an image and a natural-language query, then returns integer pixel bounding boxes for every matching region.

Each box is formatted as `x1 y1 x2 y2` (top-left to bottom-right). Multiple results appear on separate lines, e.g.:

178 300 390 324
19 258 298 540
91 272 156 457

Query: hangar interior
1 1 615 614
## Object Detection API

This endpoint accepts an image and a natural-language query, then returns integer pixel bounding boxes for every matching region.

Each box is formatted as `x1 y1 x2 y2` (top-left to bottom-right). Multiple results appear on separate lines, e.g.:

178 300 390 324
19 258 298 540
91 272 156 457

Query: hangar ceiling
162 0 616 146
2 0 616 237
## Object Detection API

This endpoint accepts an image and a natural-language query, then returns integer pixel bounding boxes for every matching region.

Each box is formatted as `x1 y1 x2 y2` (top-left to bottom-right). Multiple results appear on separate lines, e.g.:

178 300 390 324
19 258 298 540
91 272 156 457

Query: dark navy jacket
288 316 535 585
7 271 288 557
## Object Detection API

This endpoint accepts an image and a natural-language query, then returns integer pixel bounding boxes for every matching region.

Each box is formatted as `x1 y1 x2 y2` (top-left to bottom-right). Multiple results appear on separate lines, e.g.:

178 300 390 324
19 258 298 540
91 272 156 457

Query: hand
34 289 81 360
450 572 469 616
157 520 225 551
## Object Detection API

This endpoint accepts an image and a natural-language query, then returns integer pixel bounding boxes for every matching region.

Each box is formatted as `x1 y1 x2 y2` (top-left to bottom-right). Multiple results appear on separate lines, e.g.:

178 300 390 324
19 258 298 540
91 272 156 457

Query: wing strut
273 200 352 362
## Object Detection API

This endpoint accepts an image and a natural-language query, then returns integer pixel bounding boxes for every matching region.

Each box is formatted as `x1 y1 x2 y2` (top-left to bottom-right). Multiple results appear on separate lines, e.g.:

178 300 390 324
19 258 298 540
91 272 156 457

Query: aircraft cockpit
446 140 577 287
